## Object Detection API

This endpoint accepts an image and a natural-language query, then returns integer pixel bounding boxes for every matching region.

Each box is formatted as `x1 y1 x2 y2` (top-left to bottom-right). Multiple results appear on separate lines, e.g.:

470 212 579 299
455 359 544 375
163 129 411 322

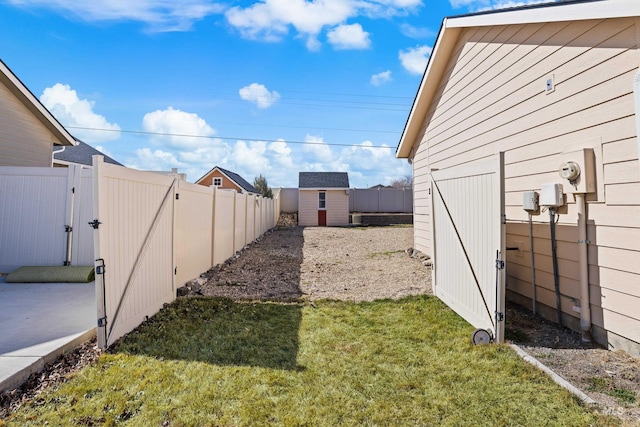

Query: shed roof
0 59 76 147
396 0 640 158
299 172 349 189
54 139 123 166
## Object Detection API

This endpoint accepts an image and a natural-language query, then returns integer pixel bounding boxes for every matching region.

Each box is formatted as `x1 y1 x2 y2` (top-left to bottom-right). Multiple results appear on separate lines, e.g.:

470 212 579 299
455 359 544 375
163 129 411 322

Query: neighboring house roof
54 139 123 167
0 59 76 147
196 166 259 194
396 0 640 158
299 172 349 189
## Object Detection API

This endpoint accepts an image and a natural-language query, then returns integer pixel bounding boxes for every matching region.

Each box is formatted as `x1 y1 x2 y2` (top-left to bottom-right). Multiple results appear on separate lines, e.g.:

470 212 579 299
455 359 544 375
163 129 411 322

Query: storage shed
298 172 349 226
396 0 640 355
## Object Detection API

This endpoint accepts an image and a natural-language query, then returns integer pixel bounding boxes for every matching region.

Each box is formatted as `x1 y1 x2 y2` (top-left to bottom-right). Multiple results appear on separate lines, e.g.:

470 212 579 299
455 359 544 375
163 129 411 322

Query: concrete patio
0 278 95 392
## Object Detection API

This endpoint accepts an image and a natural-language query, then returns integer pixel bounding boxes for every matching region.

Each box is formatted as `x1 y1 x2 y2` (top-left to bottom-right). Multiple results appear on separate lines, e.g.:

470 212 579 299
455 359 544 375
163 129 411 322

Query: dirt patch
198 224 431 302
507 302 640 425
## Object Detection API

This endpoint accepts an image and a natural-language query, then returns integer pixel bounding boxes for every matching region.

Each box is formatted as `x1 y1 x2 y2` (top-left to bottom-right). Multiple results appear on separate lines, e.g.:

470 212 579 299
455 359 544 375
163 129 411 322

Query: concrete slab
0 278 96 392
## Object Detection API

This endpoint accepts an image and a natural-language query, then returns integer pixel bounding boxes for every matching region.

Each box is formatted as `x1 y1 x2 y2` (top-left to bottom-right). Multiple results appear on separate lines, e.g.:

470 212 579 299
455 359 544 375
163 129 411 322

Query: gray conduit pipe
528 212 537 315
576 193 592 342
549 208 562 327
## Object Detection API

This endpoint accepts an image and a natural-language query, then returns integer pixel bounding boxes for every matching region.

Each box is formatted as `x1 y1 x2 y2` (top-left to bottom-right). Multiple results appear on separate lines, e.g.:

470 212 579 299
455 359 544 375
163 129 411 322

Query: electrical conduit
576 193 592 342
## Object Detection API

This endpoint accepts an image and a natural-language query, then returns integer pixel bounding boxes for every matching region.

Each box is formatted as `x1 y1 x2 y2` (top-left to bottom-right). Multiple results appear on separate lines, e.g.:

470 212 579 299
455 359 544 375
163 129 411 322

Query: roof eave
396 21 460 159
0 60 77 147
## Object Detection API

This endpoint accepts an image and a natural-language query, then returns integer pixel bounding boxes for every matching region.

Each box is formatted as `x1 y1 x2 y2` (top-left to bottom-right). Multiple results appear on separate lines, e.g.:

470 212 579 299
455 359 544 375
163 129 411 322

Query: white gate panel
212 189 235 266
93 157 176 348
72 168 95 266
0 166 84 271
175 180 213 287
431 154 505 342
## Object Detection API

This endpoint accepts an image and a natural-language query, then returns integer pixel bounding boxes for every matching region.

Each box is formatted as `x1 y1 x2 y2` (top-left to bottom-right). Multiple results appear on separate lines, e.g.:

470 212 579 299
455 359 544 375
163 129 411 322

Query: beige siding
298 190 349 226
412 17 640 353
0 80 56 167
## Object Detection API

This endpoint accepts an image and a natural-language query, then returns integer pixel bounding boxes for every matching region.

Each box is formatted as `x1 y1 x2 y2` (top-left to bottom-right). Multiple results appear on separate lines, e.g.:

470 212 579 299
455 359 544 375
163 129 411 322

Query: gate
92 157 177 348
430 154 506 343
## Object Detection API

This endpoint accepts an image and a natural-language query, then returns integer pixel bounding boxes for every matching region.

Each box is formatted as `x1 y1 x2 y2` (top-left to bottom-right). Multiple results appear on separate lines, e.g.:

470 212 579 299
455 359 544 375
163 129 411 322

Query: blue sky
0 0 551 187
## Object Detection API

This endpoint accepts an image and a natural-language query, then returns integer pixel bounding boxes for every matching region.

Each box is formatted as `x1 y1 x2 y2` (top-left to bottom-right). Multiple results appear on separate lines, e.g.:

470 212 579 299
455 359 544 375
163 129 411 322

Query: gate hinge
496 311 505 322
495 259 505 270
502 214 507 225
88 219 102 229
96 264 106 275
175 193 179 200
65 225 73 232
97 317 107 328
174 267 177 275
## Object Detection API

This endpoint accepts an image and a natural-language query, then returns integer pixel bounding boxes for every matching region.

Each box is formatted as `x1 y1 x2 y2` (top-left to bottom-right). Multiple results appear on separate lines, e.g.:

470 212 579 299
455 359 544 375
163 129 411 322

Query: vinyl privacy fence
93 157 278 348
0 165 93 272
0 158 278 349
277 187 413 214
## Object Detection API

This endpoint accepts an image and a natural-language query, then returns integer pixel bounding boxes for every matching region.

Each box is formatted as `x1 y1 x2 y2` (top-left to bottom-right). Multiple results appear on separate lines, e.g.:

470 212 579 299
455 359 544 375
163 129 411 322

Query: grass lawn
5 295 614 426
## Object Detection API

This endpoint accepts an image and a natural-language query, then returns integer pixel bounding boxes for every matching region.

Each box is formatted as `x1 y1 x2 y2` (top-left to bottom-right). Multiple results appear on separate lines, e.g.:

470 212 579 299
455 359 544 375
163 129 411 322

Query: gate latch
89 219 102 229
495 259 505 270
97 317 107 328
496 311 505 322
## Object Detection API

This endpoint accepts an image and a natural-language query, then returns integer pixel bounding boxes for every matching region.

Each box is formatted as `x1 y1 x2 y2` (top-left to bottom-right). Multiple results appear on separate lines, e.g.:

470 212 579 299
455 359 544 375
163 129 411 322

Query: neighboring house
0 59 76 166
298 172 349 227
53 139 123 167
396 0 640 355
196 166 258 194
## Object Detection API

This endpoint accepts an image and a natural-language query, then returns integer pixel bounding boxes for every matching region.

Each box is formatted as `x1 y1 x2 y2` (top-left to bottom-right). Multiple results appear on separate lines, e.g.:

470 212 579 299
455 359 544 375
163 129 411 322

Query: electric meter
559 161 580 181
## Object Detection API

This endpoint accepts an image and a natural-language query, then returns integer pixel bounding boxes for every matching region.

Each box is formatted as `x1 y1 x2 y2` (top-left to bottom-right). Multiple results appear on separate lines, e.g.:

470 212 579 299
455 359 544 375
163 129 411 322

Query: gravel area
198 224 432 301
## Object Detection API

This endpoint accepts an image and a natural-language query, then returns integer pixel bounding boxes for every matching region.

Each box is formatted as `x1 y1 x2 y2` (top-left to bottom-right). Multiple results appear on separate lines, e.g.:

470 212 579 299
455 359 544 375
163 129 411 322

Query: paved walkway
0 278 95 392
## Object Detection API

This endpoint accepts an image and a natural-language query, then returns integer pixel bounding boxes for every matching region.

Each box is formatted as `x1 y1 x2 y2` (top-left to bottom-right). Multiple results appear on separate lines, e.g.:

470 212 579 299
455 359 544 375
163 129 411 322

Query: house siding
198 169 242 193
410 17 640 354
0 80 55 167
298 190 349 226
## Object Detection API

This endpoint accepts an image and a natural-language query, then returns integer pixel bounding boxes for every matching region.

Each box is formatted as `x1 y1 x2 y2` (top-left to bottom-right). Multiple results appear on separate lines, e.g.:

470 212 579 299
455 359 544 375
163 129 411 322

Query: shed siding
411 17 640 353
298 190 319 226
0 80 55 167
298 190 349 226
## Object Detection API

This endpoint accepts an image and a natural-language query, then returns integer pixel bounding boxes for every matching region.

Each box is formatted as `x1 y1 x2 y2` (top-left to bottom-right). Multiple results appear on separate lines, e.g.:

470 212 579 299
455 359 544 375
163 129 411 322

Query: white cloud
269 139 294 168
370 70 392 86
233 140 270 171
399 44 432 75
327 23 371 50
40 83 121 143
226 0 423 49
239 83 281 109
399 23 434 39
303 134 333 162
142 106 216 148
6 0 223 31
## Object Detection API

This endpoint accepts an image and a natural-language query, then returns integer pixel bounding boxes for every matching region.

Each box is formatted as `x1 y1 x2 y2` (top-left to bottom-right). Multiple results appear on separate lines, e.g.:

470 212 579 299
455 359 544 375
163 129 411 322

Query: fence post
211 186 217 268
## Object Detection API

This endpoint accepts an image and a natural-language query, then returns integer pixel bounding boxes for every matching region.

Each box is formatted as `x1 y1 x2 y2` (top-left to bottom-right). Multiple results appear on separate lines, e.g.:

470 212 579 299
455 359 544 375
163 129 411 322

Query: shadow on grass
111 297 304 371
111 225 306 371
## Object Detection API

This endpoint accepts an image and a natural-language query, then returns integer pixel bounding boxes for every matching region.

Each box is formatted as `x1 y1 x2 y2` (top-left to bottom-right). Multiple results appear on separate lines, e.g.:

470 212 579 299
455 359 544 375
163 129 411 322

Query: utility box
522 191 539 212
559 148 596 194
540 183 564 207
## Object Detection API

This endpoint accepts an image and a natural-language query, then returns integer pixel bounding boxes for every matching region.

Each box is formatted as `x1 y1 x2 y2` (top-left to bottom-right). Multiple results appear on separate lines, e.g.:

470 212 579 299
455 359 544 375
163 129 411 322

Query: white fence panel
212 189 235 266
0 166 94 272
175 180 214 287
245 194 256 245
93 157 176 348
234 193 246 252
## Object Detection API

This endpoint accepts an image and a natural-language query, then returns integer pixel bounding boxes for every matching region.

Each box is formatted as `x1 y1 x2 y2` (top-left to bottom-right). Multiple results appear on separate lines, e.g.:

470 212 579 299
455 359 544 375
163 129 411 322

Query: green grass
4 296 614 426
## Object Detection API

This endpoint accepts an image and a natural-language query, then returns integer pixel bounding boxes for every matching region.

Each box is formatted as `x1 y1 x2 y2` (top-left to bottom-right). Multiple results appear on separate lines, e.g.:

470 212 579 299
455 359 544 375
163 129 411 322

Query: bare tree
390 175 413 189
253 174 273 198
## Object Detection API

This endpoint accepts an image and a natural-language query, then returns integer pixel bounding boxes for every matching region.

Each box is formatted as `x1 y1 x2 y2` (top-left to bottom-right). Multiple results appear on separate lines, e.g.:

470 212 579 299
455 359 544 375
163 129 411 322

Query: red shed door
318 210 327 226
